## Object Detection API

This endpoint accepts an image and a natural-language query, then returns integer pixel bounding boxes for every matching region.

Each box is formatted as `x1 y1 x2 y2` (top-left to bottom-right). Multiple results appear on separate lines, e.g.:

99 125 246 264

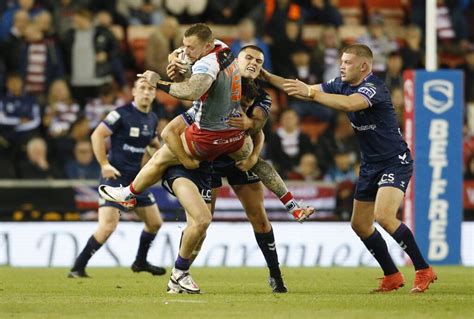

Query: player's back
191 40 242 131
103 103 158 175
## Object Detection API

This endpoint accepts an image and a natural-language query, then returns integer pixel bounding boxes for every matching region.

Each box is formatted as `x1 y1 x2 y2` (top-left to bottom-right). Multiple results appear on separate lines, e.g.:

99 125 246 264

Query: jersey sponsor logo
357 85 376 99
427 119 449 260
423 80 454 114
104 110 120 125
245 171 259 181
378 173 395 186
123 143 145 154
350 122 376 131
200 189 212 202
129 127 140 137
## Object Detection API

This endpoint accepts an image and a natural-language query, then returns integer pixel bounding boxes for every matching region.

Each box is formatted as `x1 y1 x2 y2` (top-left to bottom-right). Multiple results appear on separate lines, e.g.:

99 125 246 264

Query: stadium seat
338 0 363 25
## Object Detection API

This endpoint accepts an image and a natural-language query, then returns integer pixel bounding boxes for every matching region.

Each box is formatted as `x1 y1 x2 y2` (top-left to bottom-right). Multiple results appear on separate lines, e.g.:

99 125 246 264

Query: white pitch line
164 300 207 304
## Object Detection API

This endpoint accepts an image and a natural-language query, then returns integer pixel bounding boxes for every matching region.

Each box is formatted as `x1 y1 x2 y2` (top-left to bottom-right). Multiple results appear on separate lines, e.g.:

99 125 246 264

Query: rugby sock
391 223 429 270
129 183 140 195
175 254 191 271
280 192 299 213
72 235 102 271
135 230 157 265
255 229 282 278
362 229 399 276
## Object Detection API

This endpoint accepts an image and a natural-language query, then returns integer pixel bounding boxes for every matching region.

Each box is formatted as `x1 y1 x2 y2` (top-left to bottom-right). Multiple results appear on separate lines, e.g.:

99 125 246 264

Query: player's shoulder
362 73 386 89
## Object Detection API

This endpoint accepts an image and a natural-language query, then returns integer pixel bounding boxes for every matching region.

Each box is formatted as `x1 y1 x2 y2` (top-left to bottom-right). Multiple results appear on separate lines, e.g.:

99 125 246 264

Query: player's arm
91 123 121 179
261 69 320 101
138 70 213 101
283 79 369 112
161 116 199 169
227 107 267 137
235 130 264 172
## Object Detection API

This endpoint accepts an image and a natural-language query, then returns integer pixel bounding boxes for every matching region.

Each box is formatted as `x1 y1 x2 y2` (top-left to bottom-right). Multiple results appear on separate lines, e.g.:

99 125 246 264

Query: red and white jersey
191 39 242 131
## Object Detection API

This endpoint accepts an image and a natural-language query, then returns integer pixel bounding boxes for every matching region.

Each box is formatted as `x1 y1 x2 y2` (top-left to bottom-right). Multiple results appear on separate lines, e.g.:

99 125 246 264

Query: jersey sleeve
102 109 122 132
320 77 341 94
355 82 382 107
253 92 271 117
192 54 220 80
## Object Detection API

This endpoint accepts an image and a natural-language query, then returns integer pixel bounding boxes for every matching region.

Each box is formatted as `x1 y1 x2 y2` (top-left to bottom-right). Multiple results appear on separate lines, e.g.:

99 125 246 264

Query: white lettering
427 119 449 261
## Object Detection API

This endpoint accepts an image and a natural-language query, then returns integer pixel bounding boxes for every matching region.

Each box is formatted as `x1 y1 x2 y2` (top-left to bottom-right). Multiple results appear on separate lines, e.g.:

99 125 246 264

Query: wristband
156 80 171 93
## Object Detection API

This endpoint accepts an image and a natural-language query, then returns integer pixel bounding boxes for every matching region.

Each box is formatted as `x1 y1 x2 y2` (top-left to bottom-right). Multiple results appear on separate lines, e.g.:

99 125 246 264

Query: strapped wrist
156 80 171 93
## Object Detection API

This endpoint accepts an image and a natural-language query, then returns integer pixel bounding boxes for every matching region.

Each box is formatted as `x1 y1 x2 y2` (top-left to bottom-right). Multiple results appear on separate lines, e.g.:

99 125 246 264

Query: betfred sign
403 70 463 264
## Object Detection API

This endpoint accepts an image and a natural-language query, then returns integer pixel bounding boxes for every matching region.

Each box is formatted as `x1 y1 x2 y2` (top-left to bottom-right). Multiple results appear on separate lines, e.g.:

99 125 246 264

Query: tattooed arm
250 157 288 198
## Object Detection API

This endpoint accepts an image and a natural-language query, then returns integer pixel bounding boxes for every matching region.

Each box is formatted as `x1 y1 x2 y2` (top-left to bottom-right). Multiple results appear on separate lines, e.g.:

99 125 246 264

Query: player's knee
146 220 162 233
351 220 370 237
194 215 212 234
98 223 117 238
374 212 394 231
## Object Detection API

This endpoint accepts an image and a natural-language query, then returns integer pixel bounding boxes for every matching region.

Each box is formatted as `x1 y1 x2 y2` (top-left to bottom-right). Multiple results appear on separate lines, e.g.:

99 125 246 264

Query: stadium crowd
0 0 473 220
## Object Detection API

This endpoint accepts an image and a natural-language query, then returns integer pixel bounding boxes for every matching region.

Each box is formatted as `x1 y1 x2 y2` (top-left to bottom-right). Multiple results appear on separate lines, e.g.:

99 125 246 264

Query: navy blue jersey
102 103 158 175
321 73 408 163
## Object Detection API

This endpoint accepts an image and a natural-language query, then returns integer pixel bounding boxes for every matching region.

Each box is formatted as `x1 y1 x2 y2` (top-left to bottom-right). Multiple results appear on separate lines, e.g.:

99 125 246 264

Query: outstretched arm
283 79 369 112
261 69 319 101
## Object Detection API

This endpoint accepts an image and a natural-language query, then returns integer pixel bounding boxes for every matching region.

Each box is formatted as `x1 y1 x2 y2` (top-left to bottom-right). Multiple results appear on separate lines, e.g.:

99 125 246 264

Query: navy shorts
355 150 413 202
211 155 260 188
162 164 213 204
99 174 155 210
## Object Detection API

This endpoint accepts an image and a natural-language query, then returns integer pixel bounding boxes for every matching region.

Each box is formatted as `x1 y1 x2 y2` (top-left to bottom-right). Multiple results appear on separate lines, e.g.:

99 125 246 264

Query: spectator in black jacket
267 108 313 177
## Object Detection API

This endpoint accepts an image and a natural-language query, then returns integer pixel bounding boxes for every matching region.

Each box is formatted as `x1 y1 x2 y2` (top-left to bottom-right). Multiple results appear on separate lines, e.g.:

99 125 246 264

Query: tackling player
267 44 436 293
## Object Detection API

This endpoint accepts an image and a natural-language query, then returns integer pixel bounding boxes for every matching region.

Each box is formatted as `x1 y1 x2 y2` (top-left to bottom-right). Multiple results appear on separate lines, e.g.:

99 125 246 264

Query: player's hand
180 156 200 170
167 63 185 82
101 163 121 179
258 68 270 81
283 79 312 97
236 155 258 172
227 111 253 131
137 70 161 87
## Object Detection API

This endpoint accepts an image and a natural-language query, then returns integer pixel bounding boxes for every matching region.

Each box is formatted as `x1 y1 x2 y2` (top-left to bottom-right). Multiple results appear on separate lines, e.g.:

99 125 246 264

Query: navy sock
391 223 429 270
255 229 281 278
72 235 102 271
175 254 191 271
362 229 399 276
135 230 157 265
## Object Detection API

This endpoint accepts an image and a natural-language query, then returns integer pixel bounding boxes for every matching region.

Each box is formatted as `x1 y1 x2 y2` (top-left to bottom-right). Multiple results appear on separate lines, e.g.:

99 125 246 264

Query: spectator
265 0 302 47
267 108 313 177
85 83 124 129
18 136 63 179
62 8 123 107
230 18 272 71
400 24 424 70
43 79 80 138
311 25 342 82
0 74 41 177
301 0 343 26
65 139 100 179
117 0 165 25
144 16 182 79
1 9 29 74
34 10 55 39
206 0 240 24
0 0 43 41
391 87 404 129
287 152 322 181
270 19 305 75
357 13 398 75
51 0 85 39
162 0 207 24
382 51 403 91
20 22 64 100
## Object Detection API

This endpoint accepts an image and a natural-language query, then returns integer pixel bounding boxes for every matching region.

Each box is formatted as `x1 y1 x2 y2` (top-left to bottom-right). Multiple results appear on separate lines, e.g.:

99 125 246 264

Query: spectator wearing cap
357 13 398 75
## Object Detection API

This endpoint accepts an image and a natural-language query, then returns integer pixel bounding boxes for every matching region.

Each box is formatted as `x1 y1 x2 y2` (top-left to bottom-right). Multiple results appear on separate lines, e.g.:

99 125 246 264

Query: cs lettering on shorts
378 173 395 186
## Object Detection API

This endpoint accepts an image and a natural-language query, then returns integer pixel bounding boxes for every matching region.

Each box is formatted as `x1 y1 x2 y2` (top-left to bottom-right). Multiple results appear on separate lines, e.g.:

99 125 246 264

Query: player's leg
351 199 404 292
228 135 254 162
375 187 436 293
131 204 166 275
251 157 314 221
168 177 212 294
232 182 287 293
69 206 120 278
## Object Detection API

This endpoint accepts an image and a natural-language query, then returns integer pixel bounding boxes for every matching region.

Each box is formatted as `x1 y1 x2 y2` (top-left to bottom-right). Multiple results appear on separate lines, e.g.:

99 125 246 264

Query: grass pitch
0 266 473 319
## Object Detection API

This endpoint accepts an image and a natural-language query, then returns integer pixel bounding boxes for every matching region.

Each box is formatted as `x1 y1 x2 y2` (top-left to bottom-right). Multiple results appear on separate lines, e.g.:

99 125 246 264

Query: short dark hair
184 23 213 42
241 77 259 101
239 45 264 55
342 44 373 60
